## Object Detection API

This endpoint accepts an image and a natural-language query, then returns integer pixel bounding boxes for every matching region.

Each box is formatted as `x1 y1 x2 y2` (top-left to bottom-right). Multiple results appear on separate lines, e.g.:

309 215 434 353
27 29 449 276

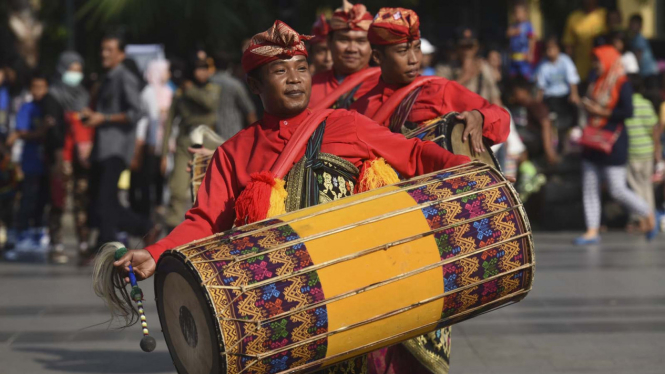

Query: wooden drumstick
114 247 157 352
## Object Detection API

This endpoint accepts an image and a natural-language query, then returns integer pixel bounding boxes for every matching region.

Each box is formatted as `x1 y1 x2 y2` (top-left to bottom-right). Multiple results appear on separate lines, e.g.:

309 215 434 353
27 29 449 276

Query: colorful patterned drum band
161 161 535 374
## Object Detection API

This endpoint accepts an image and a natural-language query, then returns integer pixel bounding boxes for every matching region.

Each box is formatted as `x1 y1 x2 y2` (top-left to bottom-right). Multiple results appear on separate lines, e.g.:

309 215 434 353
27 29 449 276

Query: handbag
579 125 622 154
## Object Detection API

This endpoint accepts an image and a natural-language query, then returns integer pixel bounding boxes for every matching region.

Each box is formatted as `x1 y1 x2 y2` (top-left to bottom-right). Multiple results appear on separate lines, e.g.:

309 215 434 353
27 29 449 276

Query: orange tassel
234 171 287 226
355 158 400 193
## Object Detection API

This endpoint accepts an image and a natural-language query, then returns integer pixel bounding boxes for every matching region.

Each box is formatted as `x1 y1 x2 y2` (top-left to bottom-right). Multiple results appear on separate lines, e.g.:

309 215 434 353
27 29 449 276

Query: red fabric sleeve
353 112 470 178
440 80 510 145
145 147 238 260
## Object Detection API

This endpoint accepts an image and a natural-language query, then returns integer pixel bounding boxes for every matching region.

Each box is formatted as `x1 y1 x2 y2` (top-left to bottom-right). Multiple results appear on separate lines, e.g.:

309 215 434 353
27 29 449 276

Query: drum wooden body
156 162 534 374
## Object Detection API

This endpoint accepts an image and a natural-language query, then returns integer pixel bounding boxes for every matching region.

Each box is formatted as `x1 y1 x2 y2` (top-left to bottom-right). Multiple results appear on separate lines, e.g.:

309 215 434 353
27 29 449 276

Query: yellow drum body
156 162 535 374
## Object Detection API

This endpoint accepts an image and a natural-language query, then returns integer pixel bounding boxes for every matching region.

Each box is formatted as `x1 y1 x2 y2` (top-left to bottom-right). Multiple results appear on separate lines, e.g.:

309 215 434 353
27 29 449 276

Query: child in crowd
5 73 51 251
506 2 535 80
625 75 659 229
535 36 581 137
510 76 559 165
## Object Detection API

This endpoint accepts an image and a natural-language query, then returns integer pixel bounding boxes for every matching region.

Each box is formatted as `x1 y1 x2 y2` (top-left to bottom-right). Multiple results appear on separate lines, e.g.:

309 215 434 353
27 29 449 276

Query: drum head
155 255 225 374
447 120 501 169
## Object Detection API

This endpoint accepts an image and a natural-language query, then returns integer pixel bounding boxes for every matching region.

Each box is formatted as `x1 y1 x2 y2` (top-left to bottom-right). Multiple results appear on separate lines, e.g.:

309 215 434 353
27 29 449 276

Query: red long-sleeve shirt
146 108 469 259
350 77 510 145
309 68 381 108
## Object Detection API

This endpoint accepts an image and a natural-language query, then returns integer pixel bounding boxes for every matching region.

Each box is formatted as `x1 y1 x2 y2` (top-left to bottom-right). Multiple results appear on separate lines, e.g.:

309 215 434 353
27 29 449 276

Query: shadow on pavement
15 347 175 373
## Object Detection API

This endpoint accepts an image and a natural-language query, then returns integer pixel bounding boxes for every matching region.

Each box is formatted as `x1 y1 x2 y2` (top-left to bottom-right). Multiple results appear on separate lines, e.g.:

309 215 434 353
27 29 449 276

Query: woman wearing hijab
576 45 655 244
49 51 93 261
134 59 173 217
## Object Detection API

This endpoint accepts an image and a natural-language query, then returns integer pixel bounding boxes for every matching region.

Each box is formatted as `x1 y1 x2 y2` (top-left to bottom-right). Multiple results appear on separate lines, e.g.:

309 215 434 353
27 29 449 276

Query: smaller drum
189 125 225 202
191 152 213 201
404 112 501 169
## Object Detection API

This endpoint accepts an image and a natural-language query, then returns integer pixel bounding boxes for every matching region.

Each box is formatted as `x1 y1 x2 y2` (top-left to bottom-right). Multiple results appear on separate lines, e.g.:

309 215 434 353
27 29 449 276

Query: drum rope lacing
201 182 534 359
187 164 497 266
218 230 534 356
234 287 531 374
219 228 531 325
207 198 521 292
196 178 515 286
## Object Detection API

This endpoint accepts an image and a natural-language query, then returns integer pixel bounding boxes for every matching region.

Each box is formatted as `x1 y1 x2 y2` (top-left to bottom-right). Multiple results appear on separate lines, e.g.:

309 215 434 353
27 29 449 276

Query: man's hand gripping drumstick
113 249 156 282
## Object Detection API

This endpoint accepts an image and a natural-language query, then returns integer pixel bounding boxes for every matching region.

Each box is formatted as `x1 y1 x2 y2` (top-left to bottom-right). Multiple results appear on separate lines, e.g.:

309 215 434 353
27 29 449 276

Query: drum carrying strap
388 86 423 133
312 68 381 110
334 83 363 109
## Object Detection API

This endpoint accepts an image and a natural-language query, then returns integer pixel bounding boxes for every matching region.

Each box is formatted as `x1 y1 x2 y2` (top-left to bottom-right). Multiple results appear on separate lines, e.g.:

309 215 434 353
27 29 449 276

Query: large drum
155 161 535 374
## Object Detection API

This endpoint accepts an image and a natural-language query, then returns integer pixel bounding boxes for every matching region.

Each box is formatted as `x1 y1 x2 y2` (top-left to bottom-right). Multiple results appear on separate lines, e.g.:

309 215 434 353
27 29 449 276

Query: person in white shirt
535 36 581 136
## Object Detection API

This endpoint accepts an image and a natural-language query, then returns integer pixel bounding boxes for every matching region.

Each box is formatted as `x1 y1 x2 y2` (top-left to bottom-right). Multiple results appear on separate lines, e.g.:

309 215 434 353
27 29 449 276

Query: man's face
248 56 311 117
629 20 642 34
194 67 210 84
310 42 333 74
373 40 422 86
101 39 125 69
329 29 371 76
31 79 48 101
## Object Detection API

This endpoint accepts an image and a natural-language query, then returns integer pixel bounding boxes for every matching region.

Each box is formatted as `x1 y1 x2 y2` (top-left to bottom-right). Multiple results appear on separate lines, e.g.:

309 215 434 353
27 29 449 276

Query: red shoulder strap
312 67 381 110
371 76 440 126
271 109 335 178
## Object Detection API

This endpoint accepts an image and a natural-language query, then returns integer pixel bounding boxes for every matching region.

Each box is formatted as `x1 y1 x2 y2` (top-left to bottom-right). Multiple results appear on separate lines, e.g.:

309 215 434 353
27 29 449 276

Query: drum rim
155 253 227 374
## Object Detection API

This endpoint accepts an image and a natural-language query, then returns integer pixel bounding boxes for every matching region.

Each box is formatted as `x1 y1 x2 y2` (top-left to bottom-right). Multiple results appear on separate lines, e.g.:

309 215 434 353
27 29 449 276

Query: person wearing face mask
48 51 92 263
161 57 221 231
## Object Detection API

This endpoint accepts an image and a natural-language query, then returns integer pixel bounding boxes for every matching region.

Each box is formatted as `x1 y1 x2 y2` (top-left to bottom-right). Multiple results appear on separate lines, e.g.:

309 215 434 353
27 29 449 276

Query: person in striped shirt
625 75 659 227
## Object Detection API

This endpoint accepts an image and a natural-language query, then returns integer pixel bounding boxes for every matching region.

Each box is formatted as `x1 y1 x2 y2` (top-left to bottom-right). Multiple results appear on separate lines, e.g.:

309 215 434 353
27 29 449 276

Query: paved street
1 230 664 374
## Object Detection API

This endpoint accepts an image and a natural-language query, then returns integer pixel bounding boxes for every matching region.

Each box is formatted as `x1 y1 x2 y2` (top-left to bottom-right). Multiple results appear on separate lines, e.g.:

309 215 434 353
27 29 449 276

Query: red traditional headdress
368 7 420 45
241 20 312 73
329 0 373 32
310 14 330 45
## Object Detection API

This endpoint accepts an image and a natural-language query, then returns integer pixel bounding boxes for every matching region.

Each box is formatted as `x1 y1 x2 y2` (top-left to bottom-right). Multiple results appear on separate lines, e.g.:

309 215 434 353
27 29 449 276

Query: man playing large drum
114 20 474 373
309 0 380 109
350 8 510 153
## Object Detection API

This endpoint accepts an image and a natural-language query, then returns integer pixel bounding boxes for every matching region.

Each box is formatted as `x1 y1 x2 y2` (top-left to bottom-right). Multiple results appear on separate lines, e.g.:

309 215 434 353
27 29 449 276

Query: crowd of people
0 0 663 265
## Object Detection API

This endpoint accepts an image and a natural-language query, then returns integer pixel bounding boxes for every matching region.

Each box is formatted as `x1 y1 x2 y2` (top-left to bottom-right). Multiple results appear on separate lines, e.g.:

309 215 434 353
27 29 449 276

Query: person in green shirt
625 75 659 228
162 58 221 230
